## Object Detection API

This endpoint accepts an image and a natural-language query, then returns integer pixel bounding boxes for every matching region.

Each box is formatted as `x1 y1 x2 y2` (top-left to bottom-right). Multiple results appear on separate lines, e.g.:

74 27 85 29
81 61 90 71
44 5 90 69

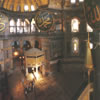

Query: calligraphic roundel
84 0 100 30
35 11 53 31
0 12 8 32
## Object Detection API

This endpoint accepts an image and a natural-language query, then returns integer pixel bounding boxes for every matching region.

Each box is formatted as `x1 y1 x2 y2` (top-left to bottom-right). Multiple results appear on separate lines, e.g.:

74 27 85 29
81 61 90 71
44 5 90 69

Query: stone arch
34 39 42 50
23 40 31 50
24 18 30 33
11 40 20 49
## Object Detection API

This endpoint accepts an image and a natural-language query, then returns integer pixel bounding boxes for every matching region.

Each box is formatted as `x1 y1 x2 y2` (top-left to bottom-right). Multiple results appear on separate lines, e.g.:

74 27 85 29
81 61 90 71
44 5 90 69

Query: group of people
24 81 34 97
22 77 35 98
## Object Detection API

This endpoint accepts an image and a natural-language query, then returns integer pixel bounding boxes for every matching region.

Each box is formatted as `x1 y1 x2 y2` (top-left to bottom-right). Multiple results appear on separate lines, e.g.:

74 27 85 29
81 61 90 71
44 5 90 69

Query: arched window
17 5 21 11
11 41 20 49
10 19 16 33
71 18 80 32
71 0 76 4
56 24 61 31
79 0 84 2
24 5 29 11
34 40 41 49
10 5 13 10
17 19 23 33
72 38 79 55
31 5 35 11
23 40 31 50
31 18 36 32
24 19 30 33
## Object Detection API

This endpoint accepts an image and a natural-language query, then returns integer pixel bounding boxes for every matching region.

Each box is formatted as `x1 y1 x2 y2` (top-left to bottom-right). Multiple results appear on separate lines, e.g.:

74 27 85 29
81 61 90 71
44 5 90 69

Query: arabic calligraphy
85 2 100 29
0 12 8 32
88 5 100 23
35 11 53 31
94 6 100 21
0 23 5 31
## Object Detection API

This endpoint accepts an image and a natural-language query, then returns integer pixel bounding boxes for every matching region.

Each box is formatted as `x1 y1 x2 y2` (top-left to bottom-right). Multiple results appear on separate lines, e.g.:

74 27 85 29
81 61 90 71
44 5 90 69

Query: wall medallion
35 11 53 31
0 12 8 32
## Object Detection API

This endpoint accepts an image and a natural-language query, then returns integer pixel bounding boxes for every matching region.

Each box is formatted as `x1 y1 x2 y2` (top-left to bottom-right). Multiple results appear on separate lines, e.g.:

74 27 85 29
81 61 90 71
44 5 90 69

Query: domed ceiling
0 0 73 12
0 0 48 12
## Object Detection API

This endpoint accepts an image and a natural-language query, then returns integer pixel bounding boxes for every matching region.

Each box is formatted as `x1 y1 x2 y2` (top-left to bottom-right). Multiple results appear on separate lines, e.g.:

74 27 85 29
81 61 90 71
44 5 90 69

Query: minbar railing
71 79 88 100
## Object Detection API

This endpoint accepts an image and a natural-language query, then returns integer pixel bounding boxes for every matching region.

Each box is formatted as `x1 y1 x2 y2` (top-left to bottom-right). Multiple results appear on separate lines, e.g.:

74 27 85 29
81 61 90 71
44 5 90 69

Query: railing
71 79 88 100
0 31 64 39
78 83 93 100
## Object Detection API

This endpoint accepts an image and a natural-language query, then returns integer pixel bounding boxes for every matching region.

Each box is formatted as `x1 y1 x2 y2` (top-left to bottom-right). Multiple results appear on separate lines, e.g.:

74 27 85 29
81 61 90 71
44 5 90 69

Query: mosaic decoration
0 12 8 32
84 0 100 30
48 0 62 9
35 11 53 31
